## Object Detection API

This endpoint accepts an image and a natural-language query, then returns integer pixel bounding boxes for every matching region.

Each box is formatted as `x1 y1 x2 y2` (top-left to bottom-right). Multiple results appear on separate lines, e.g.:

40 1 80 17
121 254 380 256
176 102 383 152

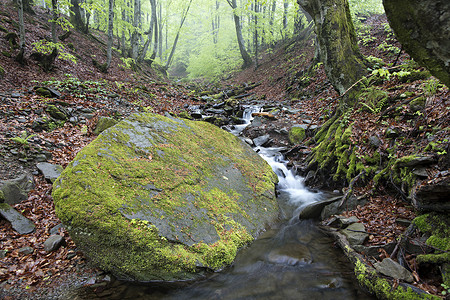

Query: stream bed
73 107 374 299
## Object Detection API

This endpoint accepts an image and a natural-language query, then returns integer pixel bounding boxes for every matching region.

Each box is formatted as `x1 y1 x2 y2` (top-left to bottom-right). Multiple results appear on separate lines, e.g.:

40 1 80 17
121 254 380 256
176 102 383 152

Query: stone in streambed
52 112 279 282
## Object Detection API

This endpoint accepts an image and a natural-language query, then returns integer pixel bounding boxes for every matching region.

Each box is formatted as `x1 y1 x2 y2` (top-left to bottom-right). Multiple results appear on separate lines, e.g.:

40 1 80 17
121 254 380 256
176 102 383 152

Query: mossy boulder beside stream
52 112 279 281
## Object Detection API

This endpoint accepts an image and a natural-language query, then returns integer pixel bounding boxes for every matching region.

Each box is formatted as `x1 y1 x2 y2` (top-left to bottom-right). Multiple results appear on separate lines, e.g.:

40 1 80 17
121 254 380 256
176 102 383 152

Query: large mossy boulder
52 112 278 281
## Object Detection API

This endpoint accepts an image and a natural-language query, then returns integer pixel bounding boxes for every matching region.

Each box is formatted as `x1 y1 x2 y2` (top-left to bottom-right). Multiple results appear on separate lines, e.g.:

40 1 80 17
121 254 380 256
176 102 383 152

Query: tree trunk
383 0 450 88
150 11 158 61
211 0 220 44
15 0 26 64
269 0 276 45
254 0 259 69
70 0 85 31
283 0 288 39
51 0 57 42
297 0 366 101
131 0 141 59
17 0 25 48
227 0 252 69
121 8 126 55
106 0 114 69
158 1 162 59
138 0 156 62
164 0 193 70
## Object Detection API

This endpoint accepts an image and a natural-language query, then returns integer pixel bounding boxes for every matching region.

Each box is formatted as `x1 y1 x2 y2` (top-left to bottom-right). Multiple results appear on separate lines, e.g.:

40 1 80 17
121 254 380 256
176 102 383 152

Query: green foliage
376 41 401 56
49 16 74 32
423 78 441 96
10 131 36 147
349 0 384 20
32 40 77 63
359 87 388 114
119 57 135 70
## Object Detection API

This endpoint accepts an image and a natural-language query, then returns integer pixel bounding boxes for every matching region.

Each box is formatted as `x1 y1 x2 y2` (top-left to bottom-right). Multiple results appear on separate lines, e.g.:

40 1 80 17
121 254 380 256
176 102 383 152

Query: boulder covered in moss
52 112 279 282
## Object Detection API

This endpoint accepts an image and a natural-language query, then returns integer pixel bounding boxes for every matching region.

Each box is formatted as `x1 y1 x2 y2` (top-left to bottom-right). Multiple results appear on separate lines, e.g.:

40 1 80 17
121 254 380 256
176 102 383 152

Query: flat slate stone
0 203 35 234
374 258 414 283
0 173 34 205
36 162 63 183
341 222 368 246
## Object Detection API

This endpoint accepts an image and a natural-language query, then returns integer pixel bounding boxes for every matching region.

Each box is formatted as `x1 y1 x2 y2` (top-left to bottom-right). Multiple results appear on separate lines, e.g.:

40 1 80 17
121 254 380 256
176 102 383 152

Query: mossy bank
52 112 279 281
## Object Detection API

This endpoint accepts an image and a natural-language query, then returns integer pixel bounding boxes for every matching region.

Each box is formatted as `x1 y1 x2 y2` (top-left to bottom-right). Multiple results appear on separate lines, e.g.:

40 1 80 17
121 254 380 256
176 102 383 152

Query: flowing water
75 107 373 299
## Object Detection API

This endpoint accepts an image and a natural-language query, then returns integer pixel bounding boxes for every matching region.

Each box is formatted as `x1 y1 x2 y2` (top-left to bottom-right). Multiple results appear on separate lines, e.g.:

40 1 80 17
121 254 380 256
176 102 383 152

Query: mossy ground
52 112 278 281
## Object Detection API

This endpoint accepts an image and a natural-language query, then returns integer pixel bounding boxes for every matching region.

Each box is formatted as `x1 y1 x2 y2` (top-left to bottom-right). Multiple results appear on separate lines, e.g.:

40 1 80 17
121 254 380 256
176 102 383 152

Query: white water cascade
231 106 321 217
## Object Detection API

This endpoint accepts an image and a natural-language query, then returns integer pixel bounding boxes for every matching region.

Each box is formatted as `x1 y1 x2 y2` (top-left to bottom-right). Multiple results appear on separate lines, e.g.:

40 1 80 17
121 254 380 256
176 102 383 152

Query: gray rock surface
341 222 368 246
36 162 63 183
373 258 414 283
44 235 65 252
0 173 34 205
0 203 35 234
299 196 341 219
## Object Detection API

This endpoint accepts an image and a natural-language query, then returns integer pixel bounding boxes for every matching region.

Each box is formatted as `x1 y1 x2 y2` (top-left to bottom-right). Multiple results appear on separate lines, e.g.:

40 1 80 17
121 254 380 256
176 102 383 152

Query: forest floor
0 2 449 299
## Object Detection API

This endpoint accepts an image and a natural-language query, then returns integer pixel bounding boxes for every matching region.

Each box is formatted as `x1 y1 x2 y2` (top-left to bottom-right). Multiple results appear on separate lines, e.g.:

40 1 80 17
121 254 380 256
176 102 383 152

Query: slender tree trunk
17 0 25 48
130 0 141 59
283 0 289 39
121 9 126 55
227 0 252 68
85 10 91 34
150 11 158 61
138 0 156 62
51 0 57 42
297 0 366 102
211 0 220 44
254 0 259 69
158 1 162 58
269 0 276 45
164 0 193 70
106 0 114 69
15 0 26 64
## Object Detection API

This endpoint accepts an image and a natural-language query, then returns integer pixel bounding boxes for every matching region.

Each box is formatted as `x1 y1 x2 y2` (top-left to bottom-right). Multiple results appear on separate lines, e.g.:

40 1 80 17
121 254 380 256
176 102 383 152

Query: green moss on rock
288 126 306 144
355 259 439 300
52 112 278 281
414 213 450 265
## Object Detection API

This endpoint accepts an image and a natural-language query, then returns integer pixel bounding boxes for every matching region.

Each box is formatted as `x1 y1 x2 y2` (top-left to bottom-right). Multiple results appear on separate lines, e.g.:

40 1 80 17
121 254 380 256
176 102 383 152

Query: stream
75 106 373 300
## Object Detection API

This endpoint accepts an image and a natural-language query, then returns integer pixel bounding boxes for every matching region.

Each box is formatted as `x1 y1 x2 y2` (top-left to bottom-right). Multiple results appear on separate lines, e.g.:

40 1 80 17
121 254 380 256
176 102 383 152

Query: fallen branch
378 93 424 121
391 223 416 259
338 170 365 208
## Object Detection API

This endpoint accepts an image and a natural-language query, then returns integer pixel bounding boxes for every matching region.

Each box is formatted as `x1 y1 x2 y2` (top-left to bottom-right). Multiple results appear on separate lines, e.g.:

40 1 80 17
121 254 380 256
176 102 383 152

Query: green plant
371 68 391 81
359 87 388 114
376 41 401 56
442 283 450 296
10 131 36 147
32 40 77 63
423 79 440 96
119 57 135 70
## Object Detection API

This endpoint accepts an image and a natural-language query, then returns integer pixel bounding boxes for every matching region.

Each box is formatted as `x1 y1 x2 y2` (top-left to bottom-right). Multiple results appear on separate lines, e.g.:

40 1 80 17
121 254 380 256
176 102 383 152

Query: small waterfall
234 106 321 217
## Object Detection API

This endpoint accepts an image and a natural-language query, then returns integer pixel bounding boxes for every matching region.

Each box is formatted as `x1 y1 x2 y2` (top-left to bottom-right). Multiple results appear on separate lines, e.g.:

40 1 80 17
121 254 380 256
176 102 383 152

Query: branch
338 170 365 208
378 94 424 121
